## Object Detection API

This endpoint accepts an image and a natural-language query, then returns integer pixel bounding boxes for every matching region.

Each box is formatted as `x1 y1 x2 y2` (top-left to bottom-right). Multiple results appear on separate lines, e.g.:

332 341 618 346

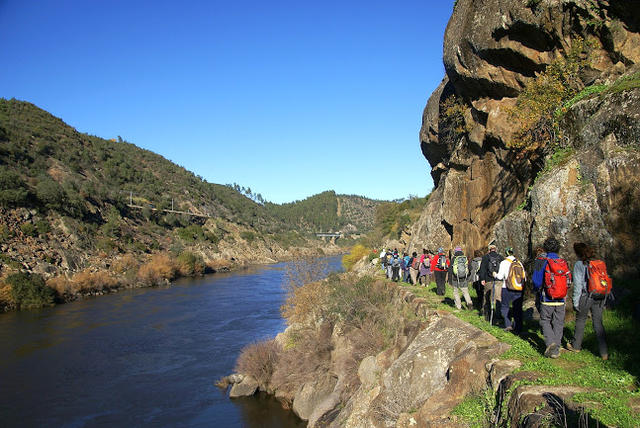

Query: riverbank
224 265 640 427
0 239 344 312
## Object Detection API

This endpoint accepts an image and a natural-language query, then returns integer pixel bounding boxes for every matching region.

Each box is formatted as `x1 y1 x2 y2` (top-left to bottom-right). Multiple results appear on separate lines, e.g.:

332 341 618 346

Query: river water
0 256 343 428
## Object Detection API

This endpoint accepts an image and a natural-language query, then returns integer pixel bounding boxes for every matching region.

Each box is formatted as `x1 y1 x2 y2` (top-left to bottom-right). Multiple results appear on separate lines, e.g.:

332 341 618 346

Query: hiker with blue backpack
492 247 525 333
449 246 473 310
430 247 449 296
532 237 571 359
402 252 411 283
566 242 611 360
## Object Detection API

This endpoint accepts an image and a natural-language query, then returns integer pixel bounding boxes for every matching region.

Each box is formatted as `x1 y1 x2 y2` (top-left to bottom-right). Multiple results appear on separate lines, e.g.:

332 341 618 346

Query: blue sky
0 0 453 203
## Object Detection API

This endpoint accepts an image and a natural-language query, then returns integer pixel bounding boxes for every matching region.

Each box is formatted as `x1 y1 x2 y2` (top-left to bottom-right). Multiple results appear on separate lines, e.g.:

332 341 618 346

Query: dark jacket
479 250 503 282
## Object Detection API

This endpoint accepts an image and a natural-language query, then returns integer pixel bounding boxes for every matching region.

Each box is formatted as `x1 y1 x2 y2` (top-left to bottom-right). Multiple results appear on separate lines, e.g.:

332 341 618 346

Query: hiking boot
544 343 557 358
504 326 513 332
602 354 609 361
550 344 560 359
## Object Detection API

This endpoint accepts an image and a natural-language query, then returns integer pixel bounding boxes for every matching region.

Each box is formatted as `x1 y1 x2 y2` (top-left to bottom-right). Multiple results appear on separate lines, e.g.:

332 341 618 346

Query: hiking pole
489 281 495 325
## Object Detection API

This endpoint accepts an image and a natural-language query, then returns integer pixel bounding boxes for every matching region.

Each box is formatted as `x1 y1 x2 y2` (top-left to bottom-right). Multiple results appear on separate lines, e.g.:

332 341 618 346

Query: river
0 256 343 428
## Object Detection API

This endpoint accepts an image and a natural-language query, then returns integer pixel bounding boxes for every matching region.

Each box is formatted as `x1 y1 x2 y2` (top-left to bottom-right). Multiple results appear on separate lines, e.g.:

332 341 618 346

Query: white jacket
493 256 526 289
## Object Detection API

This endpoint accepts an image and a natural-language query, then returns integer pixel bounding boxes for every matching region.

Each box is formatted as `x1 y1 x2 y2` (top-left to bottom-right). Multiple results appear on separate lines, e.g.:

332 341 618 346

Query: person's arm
532 260 546 291
572 261 585 310
493 259 508 281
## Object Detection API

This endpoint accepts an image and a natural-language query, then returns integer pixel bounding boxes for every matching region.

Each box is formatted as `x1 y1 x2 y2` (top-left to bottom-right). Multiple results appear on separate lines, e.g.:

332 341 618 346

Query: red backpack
587 259 612 299
543 257 571 299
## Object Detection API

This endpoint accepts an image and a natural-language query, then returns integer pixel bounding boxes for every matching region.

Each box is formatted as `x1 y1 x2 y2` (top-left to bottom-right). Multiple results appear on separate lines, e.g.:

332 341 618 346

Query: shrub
35 219 51 235
20 222 37 237
0 281 16 311
508 37 592 150
342 244 371 271
7 272 55 309
0 168 28 208
35 178 65 211
72 269 119 292
235 339 281 387
176 251 205 276
240 231 256 242
136 253 177 286
112 254 139 274
46 275 74 297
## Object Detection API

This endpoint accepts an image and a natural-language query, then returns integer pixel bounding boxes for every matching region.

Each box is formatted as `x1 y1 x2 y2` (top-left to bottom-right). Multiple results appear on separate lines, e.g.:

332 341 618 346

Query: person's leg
453 285 461 309
500 288 512 329
572 294 590 350
590 300 608 358
539 304 555 348
482 283 492 320
435 271 446 295
512 292 523 333
551 305 566 349
461 284 472 308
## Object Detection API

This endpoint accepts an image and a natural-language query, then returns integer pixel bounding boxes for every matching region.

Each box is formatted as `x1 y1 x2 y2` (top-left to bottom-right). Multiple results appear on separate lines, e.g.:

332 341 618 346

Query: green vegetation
362 195 429 245
342 244 372 271
7 272 55 309
508 38 592 151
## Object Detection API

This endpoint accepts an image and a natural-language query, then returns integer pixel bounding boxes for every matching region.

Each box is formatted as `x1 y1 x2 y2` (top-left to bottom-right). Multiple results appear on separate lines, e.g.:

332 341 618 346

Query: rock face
411 0 640 277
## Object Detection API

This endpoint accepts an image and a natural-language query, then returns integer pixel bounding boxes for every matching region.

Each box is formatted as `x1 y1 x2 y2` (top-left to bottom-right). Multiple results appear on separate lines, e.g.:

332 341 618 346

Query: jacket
572 260 588 309
479 250 503 282
430 252 450 272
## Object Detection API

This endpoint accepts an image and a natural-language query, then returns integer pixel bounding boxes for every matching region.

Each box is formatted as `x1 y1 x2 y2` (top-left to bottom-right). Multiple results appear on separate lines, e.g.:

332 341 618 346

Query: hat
505 247 514 256
489 244 497 251
454 246 462 252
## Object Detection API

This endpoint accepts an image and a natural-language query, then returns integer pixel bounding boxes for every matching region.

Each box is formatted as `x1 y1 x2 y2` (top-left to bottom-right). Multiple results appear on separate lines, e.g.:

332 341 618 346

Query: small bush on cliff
7 272 55 309
509 37 593 151
342 244 370 271
235 339 281 387
72 269 119 293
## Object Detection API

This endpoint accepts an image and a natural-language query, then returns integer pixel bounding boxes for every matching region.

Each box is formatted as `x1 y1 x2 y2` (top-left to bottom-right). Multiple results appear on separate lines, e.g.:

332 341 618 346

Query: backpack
436 254 447 270
452 255 468 278
488 253 501 274
470 258 482 282
587 259 612 300
506 258 525 291
543 257 571 299
383 253 391 267
392 257 401 268
411 257 420 269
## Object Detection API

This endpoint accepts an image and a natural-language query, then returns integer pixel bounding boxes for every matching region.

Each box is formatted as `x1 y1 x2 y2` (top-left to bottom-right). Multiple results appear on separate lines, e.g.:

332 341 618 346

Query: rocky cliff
411 0 640 275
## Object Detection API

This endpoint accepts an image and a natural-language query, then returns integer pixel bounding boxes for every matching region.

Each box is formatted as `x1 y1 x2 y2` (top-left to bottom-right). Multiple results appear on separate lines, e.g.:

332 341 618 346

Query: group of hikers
378 236 613 360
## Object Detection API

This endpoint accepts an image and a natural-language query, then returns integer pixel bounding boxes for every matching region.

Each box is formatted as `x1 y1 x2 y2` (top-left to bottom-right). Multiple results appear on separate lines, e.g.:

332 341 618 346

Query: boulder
229 375 259 398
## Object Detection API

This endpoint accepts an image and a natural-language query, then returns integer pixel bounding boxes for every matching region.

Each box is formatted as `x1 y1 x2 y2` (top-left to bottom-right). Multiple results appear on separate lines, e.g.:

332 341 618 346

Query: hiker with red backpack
532 237 571 359
430 247 449 296
492 247 525 333
566 242 610 360
409 251 421 285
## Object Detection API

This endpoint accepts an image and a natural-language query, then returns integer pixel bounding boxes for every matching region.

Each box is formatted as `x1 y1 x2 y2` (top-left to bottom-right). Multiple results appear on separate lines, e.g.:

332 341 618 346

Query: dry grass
0 281 16 310
235 339 282 387
111 254 139 274
136 253 177 286
281 279 329 325
46 275 74 296
72 269 119 292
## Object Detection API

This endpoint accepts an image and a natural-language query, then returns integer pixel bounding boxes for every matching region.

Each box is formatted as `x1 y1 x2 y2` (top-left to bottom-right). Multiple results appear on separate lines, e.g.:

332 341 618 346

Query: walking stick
489 281 495 325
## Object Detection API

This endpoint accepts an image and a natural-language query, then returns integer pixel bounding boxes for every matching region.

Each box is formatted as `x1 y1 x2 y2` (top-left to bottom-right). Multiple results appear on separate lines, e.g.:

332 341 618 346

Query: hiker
532 246 547 314
430 247 449 296
567 242 609 360
418 248 431 285
479 244 504 323
386 250 394 279
402 252 411 283
379 249 387 271
409 251 420 285
470 249 484 305
493 247 525 333
449 246 473 310
391 254 401 282
532 237 571 359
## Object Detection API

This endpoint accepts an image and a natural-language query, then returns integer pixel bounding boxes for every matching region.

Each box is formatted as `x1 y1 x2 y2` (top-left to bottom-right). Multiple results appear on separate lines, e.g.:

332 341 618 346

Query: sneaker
504 326 513 332
544 343 557 358
565 342 579 352
550 344 560 359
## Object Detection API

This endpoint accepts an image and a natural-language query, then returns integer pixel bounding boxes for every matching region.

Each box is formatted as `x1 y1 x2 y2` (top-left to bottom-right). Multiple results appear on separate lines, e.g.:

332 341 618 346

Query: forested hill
0 99 380 296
